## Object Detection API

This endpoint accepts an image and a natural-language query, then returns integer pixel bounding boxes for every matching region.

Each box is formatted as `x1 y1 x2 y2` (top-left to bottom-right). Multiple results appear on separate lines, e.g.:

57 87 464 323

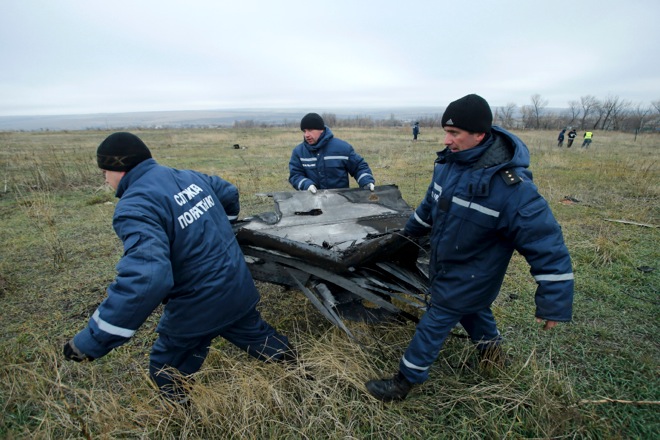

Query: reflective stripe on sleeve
413 212 431 228
92 310 136 338
356 172 373 184
297 178 310 190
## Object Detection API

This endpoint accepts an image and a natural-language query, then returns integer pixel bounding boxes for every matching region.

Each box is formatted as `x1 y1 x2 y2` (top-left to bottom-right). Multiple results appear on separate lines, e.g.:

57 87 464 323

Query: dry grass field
0 127 658 438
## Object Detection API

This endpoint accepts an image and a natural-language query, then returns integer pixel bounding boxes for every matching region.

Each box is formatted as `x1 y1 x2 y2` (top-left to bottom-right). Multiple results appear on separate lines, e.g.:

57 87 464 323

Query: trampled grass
0 127 658 438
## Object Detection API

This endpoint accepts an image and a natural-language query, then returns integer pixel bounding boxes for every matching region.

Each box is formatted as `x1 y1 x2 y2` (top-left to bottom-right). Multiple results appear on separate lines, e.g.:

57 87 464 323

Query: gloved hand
363 183 375 191
63 339 93 362
307 185 317 194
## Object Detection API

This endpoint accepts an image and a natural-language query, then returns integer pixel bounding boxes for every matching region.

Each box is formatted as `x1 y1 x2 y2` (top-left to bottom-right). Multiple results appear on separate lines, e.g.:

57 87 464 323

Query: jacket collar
115 158 157 198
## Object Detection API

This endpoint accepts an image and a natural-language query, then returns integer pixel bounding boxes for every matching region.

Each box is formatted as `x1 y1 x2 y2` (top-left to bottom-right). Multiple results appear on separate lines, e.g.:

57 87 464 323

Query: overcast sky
1 0 658 116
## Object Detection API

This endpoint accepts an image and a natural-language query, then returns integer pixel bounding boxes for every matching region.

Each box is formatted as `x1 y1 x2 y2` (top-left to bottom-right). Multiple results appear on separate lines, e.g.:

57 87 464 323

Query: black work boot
365 372 412 402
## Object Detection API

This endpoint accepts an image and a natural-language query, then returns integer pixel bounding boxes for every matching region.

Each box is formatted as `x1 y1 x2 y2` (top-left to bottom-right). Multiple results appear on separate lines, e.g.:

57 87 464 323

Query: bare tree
496 102 517 129
520 105 535 129
567 100 581 127
646 100 660 131
598 95 630 130
418 115 442 128
321 113 337 127
628 103 652 138
652 100 660 113
579 95 599 129
530 94 548 129
613 99 632 130
233 119 257 128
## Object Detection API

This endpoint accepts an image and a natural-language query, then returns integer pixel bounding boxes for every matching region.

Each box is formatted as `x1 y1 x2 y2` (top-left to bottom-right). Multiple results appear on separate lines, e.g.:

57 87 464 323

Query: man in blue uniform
289 113 375 194
365 94 574 402
63 132 294 402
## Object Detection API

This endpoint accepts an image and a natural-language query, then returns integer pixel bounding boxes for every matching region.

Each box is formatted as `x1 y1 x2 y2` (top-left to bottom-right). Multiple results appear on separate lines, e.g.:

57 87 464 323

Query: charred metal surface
236 185 413 270
234 185 430 338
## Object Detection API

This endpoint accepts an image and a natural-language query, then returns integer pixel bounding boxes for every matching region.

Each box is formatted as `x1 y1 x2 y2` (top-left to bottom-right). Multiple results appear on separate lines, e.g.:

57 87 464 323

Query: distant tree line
231 94 660 133
495 94 660 132
236 113 448 130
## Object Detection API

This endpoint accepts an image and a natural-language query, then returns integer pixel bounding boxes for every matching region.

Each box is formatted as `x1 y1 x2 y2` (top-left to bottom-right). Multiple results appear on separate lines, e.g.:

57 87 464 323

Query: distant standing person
63 132 295 403
582 131 593 148
364 94 574 402
412 121 420 142
557 128 566 147
566 128 577 148
289 112 375 194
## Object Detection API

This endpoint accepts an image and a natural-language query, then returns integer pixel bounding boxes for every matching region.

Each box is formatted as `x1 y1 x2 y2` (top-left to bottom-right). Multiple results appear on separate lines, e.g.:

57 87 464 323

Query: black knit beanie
300 113 325 131
97 132 152 171
441 94 492 134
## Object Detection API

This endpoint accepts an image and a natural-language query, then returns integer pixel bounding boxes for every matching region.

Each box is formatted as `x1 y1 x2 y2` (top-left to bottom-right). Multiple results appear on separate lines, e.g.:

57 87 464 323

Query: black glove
63 339 93 362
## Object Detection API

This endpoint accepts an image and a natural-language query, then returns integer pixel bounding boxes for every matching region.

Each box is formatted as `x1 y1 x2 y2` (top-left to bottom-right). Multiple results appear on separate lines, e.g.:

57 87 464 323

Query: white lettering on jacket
173 184 204 206
177 195 216 229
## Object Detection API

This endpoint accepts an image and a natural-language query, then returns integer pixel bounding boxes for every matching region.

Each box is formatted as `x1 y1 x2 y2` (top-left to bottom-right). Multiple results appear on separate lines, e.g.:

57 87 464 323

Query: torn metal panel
375 262 429 295
235 185 413 271
234 185 430 336
285 268 355 339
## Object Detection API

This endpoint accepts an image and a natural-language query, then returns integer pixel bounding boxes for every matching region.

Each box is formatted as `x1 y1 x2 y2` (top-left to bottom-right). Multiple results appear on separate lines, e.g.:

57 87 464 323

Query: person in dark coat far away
63 132 296 404
413 121 420 141
567 128 577 148
557 128 566 147
289 113 376 194
364 94 575 402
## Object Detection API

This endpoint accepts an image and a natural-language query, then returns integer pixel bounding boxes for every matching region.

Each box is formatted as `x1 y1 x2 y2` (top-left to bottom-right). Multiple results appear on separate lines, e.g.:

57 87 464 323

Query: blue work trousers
399 304 501 383
149 306 289 398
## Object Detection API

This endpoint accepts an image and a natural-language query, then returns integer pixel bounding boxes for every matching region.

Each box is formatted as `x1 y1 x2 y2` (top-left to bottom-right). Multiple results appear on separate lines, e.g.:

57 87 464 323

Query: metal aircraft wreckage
233 185 431 339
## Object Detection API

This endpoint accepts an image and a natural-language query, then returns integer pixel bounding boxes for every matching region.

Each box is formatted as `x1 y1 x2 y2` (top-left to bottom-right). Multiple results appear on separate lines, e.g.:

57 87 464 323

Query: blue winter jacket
288 127 375 190
405 126 574 321
74 159 260 359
